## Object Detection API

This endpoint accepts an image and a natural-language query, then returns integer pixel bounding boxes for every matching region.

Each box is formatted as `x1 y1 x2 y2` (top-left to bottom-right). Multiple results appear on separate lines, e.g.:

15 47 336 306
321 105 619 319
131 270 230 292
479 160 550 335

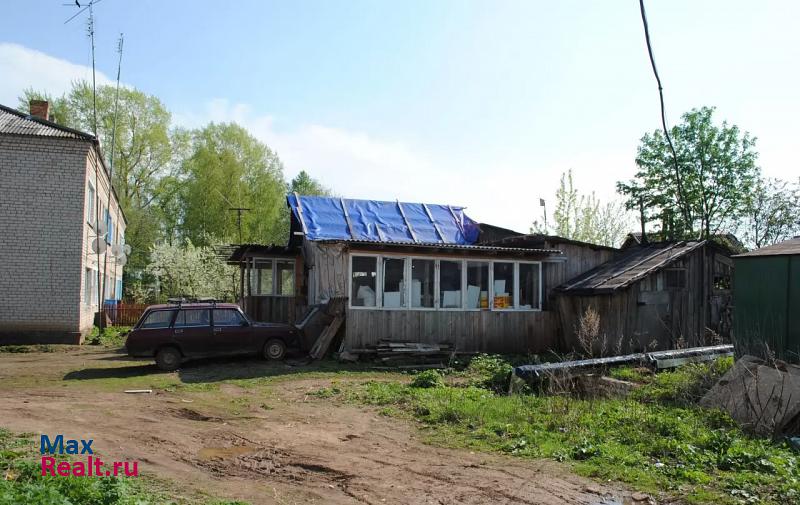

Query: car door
211 308 253 355
172 308 212 357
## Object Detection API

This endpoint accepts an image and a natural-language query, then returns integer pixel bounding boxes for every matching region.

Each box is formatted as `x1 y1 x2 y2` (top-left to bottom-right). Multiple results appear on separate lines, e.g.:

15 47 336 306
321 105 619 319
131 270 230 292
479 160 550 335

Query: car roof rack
166 297 219 307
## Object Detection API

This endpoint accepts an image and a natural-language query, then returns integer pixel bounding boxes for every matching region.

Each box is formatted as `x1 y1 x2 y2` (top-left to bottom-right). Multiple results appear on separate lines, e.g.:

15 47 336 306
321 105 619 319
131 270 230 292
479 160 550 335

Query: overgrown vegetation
338 357 796 504
87 326 131 347
0 344 55 354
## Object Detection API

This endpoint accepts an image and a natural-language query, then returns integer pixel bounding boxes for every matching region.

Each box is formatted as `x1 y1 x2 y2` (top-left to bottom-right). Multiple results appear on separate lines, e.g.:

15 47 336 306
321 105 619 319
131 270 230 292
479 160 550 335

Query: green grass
0 429 249 505
330 357 797 505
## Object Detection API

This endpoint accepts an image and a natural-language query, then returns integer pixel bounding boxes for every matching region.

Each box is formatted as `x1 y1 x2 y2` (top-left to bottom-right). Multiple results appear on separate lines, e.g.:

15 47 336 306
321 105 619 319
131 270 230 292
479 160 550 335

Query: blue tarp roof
287 195 481 245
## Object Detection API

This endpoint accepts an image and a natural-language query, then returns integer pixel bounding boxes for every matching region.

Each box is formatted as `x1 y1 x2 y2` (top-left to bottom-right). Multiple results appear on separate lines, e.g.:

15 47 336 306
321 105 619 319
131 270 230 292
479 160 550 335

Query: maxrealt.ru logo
40 435 139 477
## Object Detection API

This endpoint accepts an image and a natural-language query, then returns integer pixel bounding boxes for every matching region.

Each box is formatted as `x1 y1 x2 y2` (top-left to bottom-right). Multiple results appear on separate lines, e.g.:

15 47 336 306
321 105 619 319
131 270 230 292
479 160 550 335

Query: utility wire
638 0 689 230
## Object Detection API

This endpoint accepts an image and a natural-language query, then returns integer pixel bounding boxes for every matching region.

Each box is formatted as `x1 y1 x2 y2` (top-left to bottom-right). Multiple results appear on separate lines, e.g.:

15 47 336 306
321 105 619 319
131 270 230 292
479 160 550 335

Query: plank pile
368 341 454 368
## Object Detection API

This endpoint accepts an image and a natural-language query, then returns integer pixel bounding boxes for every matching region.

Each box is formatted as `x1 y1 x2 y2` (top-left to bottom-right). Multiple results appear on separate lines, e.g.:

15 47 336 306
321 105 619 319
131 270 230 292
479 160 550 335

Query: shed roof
556 241 706 295
734 237 800 258
287 194 480 245
0 104 95 140
328 239 561 257
489 233 620 252
223 243 298 263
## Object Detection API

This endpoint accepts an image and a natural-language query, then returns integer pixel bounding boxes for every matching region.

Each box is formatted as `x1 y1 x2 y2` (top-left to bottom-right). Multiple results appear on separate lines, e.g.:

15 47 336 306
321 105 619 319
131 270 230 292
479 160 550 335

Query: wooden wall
346 309 560 354
244 296 305 325
556 246 729 353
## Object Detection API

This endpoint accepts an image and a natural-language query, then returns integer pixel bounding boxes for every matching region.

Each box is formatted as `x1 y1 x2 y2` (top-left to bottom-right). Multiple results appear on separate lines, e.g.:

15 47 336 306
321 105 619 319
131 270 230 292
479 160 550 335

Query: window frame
348 253 543 312
174 308 211 328
86 182 96 228
247 257 296 298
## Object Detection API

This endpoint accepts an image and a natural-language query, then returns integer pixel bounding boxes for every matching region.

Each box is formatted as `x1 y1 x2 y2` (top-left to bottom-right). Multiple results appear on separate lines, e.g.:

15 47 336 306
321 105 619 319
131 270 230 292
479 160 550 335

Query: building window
467 261 489 309
518 263 540 309
84 268 95 305
350 255 543 312
251 260 274 295
493 262 514 310
381 257 406 308
439 260 462 309
86 183 96 227
275 260 295 295
351 256 377 307
665 268 687 290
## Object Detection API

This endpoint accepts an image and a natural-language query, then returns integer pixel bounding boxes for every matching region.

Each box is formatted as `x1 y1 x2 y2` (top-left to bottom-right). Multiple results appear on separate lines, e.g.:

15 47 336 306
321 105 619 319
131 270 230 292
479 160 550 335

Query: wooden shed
554 240 734 352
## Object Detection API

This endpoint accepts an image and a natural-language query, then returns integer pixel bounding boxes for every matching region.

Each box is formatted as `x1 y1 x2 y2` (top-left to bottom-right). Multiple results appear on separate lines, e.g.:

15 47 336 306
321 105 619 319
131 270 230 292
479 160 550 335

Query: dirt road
0 348 634 504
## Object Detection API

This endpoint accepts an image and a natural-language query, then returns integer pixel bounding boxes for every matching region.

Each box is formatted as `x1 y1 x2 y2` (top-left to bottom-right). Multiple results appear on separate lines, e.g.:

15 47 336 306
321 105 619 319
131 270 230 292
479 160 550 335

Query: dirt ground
0 347 640 505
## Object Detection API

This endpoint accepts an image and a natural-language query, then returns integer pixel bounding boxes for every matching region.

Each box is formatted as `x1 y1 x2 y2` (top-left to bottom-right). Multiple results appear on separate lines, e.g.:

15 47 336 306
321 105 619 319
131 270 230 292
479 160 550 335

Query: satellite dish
111 243 123 256
123 244 131 255
91 237 107 254
117 254 127 267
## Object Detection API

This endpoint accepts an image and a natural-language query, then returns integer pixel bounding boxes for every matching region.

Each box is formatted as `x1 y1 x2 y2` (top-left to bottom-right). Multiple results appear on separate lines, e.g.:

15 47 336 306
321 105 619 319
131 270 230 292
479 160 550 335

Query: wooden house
227 195 734 356
554 240 734 352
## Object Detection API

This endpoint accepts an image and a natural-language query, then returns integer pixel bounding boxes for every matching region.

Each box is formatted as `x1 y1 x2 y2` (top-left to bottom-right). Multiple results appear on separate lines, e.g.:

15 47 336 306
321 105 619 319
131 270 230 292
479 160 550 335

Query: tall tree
741 177 800 249
617 107 760 240
288 170 331 196
19 82 185 276
180 123 287 245
532 170 631 247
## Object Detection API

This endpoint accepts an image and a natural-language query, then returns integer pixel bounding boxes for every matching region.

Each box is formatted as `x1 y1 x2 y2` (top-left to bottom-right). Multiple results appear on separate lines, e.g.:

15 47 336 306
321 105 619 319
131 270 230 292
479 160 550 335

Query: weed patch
342 372 798 505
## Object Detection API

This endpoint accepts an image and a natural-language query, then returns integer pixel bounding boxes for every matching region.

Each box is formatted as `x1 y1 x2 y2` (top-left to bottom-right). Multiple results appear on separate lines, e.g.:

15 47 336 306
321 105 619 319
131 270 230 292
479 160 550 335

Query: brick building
0 101 127 344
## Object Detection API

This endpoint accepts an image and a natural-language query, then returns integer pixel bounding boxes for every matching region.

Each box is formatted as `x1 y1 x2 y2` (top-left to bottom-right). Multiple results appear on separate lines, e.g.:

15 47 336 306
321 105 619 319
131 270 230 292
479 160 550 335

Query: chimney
29 100 50 121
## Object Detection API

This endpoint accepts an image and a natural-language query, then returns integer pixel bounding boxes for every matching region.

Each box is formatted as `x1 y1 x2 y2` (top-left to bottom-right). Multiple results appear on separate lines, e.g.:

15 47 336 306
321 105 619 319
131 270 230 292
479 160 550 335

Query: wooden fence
103 302 148 327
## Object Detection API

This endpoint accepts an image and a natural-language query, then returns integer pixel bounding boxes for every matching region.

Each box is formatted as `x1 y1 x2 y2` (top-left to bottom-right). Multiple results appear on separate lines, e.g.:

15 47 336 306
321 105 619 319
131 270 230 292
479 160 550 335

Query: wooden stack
368 341 454 368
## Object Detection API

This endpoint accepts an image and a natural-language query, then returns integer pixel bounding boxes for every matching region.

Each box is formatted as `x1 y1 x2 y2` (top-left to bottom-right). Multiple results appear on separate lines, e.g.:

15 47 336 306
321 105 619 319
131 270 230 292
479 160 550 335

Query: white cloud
0 42 114 108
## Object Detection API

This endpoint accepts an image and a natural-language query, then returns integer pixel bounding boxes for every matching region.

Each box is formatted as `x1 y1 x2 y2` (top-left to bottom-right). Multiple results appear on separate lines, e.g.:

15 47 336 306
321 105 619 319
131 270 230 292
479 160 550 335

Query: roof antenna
64 0 106 137
109 33 123 178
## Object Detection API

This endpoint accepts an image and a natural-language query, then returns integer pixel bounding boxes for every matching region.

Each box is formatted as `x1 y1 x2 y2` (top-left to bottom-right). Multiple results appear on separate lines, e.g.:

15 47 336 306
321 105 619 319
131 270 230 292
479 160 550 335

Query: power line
638 0 689 231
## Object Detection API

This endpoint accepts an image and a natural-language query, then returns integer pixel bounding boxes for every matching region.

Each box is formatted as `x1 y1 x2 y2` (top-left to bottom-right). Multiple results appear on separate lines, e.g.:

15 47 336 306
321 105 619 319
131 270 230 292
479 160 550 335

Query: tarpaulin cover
287 195 480 245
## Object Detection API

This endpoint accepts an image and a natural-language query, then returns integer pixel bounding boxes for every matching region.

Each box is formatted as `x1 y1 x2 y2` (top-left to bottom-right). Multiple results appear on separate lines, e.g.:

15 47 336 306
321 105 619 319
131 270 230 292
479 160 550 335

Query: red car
125 301 298 371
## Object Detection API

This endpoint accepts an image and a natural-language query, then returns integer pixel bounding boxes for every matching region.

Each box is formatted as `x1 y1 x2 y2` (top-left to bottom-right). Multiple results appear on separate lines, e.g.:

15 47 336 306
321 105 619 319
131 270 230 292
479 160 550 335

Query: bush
634 357 734 406
410 369 444 389
465 354 513 392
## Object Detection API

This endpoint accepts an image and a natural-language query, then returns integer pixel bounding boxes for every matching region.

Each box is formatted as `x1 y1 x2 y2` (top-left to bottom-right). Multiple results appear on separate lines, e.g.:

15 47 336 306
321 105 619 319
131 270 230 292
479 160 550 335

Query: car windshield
138 310 176 329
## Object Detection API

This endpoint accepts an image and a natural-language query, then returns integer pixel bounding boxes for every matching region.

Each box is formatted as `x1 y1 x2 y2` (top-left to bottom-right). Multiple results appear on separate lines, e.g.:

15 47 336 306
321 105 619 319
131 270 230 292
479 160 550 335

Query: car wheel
263 339 286 360
155 347 181 371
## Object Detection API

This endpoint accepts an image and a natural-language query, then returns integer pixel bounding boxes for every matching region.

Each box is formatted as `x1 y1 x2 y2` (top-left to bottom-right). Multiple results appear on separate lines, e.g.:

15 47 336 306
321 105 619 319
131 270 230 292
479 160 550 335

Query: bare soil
0 347 638 505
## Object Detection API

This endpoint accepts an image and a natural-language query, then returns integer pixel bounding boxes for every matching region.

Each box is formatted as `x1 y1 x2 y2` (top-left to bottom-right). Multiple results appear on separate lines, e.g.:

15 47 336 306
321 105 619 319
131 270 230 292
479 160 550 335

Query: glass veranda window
466 261 489 309
518 263 541 310
439 260 462 309
493 262 514 310
411 259 435 308
251 261 273 295
382 257 406 308
352 256 377 307
275 260 295 295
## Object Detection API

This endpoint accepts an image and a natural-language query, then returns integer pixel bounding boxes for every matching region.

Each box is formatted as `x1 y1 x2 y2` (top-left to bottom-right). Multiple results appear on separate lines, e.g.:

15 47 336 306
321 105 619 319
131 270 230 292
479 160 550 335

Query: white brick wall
0 135 126 339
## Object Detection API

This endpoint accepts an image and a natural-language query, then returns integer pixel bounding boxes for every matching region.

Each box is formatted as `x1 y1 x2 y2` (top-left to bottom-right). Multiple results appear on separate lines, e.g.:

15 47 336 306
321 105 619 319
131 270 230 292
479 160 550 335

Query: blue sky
2 1 798 232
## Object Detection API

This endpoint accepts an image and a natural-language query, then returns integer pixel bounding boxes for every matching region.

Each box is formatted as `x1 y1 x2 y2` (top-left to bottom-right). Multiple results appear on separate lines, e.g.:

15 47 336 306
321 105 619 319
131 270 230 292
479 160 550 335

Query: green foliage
288 170 331 197
180 123 287 246
410 370 444 389
533 169 631 247
464 354 513 392
741 177 800 249
633 357 734 406
617 107 760 240
608 366 652 383
87 326 131 347
347 379 798 504
146 240 238 301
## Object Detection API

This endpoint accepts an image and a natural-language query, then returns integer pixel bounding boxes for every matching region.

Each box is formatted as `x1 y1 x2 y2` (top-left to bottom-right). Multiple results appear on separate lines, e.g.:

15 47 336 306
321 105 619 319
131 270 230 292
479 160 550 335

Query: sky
1 1 798 233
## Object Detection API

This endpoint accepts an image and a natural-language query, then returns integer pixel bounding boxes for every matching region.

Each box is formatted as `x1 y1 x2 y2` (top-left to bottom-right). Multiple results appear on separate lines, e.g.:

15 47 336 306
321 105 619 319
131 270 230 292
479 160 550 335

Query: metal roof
327 239 562 256
0 104 95 140
555 241 706 294
733 237 800 258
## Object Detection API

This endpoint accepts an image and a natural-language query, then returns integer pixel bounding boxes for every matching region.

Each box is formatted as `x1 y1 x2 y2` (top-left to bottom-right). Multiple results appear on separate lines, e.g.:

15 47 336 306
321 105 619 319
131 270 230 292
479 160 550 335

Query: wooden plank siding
346 308 559 354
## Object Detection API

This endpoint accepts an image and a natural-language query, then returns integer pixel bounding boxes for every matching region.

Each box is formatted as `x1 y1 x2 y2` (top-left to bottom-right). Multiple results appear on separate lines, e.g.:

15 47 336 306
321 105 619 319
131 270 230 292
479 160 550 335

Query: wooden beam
293 192 309 235
447 205 466 239
397 200 418 243
340 198 355 239
423 203 445 243
375 223 386 242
